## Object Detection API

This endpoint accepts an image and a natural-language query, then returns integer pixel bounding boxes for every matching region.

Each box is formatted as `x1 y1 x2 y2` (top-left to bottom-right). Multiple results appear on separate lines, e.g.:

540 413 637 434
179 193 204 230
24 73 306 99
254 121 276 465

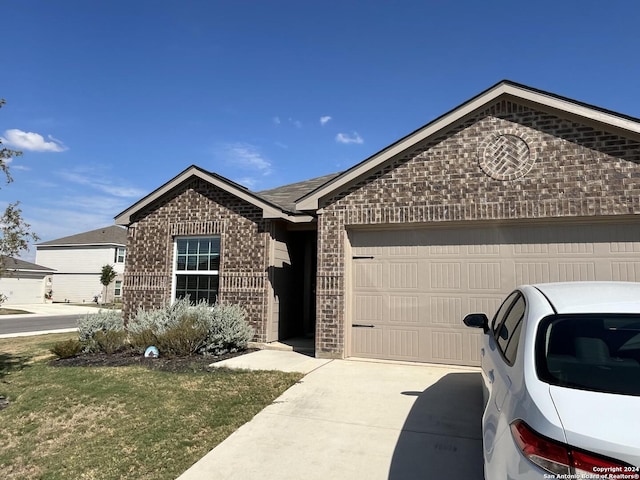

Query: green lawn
0 333 302 480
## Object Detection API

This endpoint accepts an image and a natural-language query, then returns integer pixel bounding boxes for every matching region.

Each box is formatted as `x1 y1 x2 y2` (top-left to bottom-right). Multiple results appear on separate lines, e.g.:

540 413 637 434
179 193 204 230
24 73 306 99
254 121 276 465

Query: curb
0 328 78 339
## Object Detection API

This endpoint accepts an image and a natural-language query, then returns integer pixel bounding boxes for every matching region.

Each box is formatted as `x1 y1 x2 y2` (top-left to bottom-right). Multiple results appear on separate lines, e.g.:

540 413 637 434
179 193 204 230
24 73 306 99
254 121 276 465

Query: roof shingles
255 172 342 213
37 225 127 247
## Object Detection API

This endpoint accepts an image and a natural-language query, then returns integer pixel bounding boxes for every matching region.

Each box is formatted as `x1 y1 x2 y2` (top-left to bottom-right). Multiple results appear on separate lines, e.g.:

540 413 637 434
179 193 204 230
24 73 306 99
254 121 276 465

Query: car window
500 296 525 364
492 291 520 335
537 315 640 396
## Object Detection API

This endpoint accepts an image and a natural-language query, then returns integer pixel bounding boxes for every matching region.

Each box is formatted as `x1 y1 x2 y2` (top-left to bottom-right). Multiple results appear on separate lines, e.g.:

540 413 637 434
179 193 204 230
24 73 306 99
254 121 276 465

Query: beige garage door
349 221 640 366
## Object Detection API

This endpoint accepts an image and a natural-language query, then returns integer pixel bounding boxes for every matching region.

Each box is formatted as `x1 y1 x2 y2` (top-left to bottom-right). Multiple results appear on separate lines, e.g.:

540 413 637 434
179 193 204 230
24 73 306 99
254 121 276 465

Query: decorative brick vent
478 130 535 180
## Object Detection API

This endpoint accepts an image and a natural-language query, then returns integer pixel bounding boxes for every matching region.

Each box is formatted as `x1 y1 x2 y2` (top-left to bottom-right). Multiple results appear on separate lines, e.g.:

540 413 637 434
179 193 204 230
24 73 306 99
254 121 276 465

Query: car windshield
536 315 640 396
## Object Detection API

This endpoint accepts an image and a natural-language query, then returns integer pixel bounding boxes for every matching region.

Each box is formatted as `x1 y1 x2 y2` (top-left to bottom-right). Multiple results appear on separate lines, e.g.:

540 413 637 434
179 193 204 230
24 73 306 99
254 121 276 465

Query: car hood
549 386 640 466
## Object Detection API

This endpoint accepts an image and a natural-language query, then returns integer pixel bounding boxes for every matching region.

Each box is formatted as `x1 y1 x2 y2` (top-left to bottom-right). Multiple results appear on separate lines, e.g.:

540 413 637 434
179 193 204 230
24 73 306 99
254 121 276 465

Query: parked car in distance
464 282 640 479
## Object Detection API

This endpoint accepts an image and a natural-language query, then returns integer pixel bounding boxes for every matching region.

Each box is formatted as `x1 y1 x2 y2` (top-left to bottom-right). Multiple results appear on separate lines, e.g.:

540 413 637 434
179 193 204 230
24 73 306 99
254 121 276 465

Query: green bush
128 299 254 357
93 330 128 355
128 328 158 354
77 309 126 353
50 339 83 359
199 304 254 355
129 298 193 335
77 309 124 342
155 316 207 356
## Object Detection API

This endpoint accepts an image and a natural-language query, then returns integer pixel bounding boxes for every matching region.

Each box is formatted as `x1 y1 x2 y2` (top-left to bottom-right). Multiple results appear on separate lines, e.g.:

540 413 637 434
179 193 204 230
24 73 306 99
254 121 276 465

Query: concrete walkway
178 352 484 480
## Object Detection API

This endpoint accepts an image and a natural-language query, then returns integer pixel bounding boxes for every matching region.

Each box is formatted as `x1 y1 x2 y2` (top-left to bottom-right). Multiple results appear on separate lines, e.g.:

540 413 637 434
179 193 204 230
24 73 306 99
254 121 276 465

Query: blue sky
2 0 640 260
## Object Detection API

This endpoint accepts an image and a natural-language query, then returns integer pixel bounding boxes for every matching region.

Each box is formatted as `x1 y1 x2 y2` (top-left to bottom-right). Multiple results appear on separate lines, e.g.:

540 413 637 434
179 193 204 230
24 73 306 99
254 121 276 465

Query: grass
0 308 31 315
0 333 303 480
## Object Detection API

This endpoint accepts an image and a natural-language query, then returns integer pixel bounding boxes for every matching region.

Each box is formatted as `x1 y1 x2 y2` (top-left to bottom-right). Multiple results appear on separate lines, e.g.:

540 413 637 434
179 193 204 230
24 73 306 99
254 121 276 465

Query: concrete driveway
178 356 483 479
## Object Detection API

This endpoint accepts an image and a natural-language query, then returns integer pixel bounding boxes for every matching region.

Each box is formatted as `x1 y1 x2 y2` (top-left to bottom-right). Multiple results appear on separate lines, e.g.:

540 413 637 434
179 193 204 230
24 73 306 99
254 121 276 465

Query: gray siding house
36 226 127 303
115 81 640 366
0 257 54 304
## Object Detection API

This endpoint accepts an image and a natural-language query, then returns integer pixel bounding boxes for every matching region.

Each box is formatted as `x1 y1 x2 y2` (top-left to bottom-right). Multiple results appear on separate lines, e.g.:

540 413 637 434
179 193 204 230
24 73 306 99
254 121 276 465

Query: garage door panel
468 262 502 290
352 327 384 356
389 246 418 256
354 263 383 289
390 296 419 323
515 262 551 284
429 297 462 325
389 262 418 289
429 262 461 289
465 332 483 364
557 262 596 282
468 296 503 318
354 295 383 322
431 330 464 363
388 328 420 358
349 222 640 366
612 262 640 281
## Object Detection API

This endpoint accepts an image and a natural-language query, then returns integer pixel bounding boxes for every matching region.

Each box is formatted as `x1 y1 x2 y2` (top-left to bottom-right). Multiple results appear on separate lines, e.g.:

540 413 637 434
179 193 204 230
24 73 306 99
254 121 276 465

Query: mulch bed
49 349 258 373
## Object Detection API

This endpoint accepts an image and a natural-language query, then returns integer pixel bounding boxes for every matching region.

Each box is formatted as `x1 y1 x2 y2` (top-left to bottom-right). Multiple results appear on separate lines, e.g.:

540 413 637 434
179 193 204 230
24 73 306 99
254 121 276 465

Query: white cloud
58 171 146 198
1 129 67 152
273 116 281 125
234 177 258 189
320 116 332 126
336 132 364 144
289 118 302 129
224 143 272 174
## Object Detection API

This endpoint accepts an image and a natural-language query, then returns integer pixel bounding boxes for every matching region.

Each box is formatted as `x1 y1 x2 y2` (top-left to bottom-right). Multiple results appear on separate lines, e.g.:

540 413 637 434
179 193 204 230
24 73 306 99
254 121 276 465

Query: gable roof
1 256 55 272
114 165 318 225
295 80 640 210
37 225 127 247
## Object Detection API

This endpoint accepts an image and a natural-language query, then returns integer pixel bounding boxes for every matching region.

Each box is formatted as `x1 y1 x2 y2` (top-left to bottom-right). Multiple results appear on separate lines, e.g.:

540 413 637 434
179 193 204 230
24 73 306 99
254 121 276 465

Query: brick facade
122 177 273 341
315 99 640 358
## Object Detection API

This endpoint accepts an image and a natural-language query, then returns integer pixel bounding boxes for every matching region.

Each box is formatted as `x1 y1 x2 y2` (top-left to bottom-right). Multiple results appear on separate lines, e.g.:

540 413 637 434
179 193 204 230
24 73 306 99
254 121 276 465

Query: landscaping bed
50 348 259 372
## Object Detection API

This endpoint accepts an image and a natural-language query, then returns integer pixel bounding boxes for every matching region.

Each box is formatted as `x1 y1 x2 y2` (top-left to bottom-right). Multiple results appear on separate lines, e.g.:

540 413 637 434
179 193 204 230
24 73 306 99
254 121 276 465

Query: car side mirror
463 313 489 333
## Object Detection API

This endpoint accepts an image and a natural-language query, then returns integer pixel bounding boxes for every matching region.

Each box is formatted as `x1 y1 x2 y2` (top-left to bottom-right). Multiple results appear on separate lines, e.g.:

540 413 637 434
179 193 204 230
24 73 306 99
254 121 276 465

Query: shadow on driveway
389 371 484 479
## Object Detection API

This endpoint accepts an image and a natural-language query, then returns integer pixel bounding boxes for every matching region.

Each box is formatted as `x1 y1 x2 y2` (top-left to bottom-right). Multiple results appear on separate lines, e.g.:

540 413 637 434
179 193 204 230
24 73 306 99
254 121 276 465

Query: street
0 314 82 336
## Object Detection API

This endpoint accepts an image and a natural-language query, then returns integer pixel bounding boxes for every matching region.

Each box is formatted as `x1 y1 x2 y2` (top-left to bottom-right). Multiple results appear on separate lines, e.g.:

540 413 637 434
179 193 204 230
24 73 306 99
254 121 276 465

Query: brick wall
315 99 640 358
122 177 272 341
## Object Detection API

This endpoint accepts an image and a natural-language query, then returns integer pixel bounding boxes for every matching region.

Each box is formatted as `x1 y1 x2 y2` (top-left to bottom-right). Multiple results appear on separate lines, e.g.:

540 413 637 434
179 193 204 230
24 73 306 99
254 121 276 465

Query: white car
464 282 640 479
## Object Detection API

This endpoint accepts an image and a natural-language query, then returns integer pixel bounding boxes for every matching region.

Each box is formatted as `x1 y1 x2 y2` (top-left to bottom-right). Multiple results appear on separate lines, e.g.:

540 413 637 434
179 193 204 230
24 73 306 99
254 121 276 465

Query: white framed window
114 280 123 297
115 247 126 263
173 236 220 305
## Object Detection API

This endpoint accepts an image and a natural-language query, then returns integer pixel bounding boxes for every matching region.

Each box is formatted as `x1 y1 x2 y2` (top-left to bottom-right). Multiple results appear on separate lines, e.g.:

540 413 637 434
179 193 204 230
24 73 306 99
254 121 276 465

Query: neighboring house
0 257 55 304
35 226 127 303
115 80 640 367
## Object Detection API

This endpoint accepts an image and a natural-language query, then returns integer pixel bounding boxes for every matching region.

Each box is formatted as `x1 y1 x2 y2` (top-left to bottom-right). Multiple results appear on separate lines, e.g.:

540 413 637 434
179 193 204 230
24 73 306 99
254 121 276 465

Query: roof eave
37 242 126 248
6 268 56 273
115 165 309 225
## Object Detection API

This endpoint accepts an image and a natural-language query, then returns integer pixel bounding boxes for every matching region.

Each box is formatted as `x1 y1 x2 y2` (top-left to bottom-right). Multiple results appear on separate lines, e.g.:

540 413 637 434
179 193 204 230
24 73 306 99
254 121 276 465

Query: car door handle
487 369 495 384
481 347 485 357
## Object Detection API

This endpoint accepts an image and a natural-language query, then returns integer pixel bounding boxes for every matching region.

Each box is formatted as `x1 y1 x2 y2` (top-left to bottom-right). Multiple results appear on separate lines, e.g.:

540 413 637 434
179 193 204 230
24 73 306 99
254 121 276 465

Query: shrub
50 339 83 359
128 299 254 356
77 309 125 353
93 330 128 354
155 316 208 356
128 328 158 354
129 298 193 335
77 309 124 342
199 304 254 355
